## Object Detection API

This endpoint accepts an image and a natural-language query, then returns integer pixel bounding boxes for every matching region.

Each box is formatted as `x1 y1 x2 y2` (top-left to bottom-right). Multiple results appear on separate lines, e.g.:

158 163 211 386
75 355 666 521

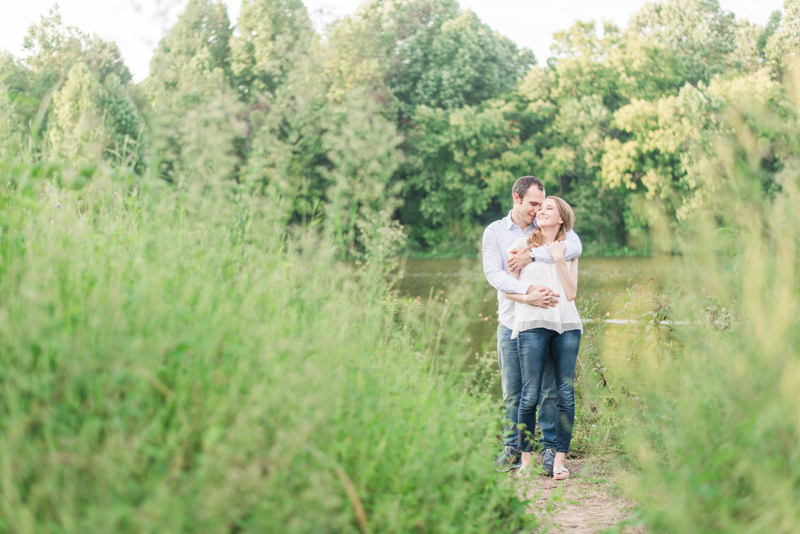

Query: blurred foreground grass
586 73 800 532
0 164 531 533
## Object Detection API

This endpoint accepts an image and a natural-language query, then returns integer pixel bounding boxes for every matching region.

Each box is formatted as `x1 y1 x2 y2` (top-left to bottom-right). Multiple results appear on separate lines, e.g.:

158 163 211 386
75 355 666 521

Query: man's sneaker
493 447 522 472
541 448 556 476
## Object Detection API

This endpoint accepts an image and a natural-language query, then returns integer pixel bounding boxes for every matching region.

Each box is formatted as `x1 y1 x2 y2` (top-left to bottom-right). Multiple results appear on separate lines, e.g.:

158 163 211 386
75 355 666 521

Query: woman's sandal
553 465 570 480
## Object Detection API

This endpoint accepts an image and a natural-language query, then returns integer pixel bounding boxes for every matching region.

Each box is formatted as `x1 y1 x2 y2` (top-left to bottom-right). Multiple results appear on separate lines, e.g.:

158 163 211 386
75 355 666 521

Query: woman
504 196 581 480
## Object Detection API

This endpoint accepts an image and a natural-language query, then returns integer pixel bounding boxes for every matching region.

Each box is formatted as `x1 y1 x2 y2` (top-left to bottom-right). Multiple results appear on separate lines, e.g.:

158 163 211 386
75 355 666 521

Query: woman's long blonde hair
526 196 575 250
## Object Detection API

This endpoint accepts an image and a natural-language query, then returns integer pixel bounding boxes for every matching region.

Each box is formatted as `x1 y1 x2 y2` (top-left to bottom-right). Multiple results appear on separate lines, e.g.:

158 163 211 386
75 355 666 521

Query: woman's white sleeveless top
508 237 583 339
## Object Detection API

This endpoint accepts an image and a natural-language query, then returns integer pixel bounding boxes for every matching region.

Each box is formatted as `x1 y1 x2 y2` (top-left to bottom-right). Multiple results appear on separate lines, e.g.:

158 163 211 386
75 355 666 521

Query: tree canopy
2 0 799 256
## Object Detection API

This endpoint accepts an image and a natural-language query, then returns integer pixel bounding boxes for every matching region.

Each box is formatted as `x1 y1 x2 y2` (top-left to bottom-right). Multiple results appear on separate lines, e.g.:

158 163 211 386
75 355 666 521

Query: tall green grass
0 161 531 533
615 75 800 532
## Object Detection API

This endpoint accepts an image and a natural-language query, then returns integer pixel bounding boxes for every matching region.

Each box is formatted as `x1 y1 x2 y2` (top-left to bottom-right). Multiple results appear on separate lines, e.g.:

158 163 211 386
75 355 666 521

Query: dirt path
516 458 647 533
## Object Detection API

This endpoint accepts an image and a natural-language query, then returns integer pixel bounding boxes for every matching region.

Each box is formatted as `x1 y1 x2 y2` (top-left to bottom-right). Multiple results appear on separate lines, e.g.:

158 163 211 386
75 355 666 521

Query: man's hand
524 285 560 308
545 241 566 261
507 248 533 273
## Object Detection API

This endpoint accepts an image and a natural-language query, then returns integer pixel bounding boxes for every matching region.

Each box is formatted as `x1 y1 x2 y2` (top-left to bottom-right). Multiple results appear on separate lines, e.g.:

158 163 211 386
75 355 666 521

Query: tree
147 0 232 92
0 83 23 152
23 6 132 94
13 5 140 148
630 0 736 85
48 64 144 165
230 0 316 98
404 101 525 249
551 94 611 178
333 0 532 123
547 21 684 110
549 21 622 108
0 53 37 134
765 0 800 72
730 19 766 74
609 32 685 102
146 0 244 183
344 0 460 120
412 10 534 110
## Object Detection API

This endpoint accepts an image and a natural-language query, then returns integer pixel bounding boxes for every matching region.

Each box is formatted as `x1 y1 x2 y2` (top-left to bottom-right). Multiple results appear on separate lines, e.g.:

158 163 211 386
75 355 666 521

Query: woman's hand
545 241 566 261
524 285 559 308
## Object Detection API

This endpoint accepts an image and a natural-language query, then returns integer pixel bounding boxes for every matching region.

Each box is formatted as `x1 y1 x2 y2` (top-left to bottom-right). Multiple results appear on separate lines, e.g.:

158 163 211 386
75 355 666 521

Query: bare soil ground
516 458 648 533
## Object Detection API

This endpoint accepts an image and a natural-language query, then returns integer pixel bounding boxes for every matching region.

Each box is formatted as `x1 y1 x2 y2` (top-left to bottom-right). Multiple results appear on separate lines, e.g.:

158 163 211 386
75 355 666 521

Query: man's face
513 186 545 226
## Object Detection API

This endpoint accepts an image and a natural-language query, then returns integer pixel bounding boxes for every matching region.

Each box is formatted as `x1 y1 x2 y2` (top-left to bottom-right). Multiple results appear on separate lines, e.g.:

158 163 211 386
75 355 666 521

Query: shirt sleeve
529 229 583 263
482 227 531 295
506 237 529 255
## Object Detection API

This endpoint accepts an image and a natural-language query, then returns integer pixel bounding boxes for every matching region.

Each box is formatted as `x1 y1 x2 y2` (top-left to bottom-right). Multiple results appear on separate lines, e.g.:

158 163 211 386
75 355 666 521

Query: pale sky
0 0 787 83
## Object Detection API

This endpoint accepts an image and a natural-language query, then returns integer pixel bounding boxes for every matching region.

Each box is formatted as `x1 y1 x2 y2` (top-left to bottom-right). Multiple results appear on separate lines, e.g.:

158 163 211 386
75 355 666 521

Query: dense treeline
2 0 800 255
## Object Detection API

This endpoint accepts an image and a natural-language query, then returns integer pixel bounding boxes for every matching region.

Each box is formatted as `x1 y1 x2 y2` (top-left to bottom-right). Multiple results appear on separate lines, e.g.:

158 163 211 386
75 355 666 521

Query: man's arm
505 286 560 308
530 229 582 263
482 227 531 295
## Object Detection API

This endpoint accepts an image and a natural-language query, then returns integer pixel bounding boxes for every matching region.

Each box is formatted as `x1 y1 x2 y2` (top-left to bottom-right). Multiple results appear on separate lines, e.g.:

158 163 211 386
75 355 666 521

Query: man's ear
512 193 520 204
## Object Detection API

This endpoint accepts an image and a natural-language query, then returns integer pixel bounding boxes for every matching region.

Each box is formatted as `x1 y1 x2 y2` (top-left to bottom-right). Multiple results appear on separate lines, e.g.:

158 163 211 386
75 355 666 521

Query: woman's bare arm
562 258 579 301
546 242 578 302
504 285 560 308
504 292 526 304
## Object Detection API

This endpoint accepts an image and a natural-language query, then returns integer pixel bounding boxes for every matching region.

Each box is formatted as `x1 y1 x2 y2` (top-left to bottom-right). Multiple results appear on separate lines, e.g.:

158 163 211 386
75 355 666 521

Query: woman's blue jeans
516 328 581 454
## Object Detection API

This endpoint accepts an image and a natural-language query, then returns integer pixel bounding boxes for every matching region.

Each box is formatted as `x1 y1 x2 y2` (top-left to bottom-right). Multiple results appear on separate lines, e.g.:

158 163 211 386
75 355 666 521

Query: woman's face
536 198 563 228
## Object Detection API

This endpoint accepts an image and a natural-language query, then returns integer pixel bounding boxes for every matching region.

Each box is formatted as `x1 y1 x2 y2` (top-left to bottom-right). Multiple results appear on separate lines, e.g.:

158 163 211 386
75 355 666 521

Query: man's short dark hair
512 176 544 199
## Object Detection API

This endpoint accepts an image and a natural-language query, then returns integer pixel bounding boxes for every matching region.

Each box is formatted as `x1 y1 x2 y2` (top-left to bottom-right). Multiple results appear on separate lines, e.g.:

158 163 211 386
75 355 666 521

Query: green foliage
411 10 534 111
638 125 800 533
7 0 800 256
145 0 244 184
549 21 625 108
0 164 533 533
404 101 524 250
334 0 532 121
147 0 233 88
387 0 800 254
578 71 800 532
0 53 38 132
49 65 144 165
23 5 130 92
765 0 800 73
230 0 315 96
630 0 736 85
19 5 138 142
0 83 23 152
4 2 800 530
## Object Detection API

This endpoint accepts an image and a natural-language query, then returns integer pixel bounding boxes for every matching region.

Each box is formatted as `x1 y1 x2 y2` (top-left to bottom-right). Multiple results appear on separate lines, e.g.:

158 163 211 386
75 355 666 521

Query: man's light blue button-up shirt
482 211 583 330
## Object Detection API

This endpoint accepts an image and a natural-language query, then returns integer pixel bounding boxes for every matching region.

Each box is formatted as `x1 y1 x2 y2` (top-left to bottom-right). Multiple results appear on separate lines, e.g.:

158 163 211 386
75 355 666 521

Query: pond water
392 257 677 355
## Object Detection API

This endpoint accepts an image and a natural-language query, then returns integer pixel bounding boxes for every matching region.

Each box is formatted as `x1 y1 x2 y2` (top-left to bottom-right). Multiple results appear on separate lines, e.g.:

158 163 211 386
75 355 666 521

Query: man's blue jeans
516 328 581 454
497 323 557 452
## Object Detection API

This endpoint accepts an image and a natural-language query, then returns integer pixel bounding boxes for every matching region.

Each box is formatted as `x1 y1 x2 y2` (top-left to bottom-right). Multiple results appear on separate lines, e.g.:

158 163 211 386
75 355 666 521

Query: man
482 176 582 474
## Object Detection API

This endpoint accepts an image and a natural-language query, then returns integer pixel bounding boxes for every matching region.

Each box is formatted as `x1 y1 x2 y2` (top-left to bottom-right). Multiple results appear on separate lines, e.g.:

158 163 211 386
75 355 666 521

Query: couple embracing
482 176 583 480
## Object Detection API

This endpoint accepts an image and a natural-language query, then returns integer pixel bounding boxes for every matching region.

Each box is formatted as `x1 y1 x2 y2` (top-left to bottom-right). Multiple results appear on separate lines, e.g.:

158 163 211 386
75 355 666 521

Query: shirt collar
503 211 515 230
503 210 537 231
